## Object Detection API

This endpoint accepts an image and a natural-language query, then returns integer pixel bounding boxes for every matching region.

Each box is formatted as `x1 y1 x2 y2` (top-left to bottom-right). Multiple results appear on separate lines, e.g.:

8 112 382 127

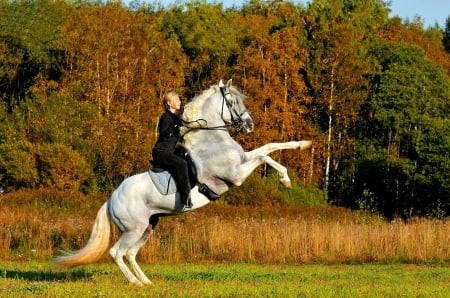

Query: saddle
148 151 219 201
148 152 197 195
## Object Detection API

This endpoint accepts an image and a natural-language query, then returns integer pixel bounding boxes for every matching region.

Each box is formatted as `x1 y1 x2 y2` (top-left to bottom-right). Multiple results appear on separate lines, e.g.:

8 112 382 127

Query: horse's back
111 173 151 201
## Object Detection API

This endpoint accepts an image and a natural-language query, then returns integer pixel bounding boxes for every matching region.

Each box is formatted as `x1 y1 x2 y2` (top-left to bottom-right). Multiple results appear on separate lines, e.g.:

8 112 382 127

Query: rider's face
167 94 181 113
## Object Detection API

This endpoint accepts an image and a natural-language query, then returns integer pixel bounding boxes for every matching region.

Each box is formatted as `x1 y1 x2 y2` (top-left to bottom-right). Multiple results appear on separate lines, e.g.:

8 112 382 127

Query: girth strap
198 183 220 201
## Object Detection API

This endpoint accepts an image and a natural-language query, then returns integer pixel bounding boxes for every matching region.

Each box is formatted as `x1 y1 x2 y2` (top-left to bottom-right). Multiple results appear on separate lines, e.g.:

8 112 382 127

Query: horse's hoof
130 280 144 287
281 179 292 188
299 140 312 150
142 280 153 286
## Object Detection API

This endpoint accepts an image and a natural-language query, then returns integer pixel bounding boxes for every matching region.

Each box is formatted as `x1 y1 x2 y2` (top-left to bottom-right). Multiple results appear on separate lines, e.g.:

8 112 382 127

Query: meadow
1 261 450 297
0 188 449 296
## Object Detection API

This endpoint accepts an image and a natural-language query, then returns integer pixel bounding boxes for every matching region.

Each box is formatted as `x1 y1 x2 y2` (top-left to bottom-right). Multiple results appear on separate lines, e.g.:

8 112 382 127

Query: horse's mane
182 85 218 123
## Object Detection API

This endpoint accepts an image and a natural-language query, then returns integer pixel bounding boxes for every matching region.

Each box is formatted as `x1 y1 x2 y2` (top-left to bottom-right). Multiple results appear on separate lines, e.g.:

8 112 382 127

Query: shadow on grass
0 268 93 282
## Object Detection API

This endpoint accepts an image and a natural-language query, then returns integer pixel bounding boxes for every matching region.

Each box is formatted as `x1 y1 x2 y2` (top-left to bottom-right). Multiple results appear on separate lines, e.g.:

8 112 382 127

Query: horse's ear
219 79 224 87
226 79 233 88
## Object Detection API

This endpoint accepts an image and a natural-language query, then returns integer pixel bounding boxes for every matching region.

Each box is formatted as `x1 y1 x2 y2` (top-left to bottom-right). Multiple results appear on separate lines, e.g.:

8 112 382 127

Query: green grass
1 261 449 297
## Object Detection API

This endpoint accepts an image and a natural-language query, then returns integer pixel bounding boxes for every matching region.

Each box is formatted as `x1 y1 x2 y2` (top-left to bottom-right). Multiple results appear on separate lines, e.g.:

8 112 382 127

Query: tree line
0 0 449 219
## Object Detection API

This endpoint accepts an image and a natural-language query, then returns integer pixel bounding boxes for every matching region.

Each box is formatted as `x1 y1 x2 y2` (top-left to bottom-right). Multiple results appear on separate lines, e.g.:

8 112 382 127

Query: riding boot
177 164 192 208
183 193 193 208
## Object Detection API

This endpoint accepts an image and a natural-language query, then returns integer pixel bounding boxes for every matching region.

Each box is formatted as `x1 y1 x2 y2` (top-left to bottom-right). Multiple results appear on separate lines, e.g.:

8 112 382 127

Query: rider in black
152 91 192 209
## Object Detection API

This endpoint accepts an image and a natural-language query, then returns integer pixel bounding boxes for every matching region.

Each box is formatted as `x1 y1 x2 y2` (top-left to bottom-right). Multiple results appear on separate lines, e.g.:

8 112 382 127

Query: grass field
1 189 449 297
1 261 449 297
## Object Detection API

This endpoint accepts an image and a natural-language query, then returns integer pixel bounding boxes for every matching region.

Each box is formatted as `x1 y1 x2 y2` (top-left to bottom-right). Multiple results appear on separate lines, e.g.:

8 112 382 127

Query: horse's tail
53 201 111 267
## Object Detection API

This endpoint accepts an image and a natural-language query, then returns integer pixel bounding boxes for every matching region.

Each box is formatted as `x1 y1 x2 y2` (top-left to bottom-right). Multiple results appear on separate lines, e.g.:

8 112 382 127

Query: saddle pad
148 170 177 195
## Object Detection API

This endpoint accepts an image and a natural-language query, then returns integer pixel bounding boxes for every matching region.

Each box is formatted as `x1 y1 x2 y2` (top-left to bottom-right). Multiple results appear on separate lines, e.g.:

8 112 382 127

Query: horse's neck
181 85 241 156
180 88 227 139
182 87 218 123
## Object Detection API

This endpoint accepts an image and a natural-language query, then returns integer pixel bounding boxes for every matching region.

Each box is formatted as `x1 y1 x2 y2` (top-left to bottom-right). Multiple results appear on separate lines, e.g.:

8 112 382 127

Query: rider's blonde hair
163 91 179 110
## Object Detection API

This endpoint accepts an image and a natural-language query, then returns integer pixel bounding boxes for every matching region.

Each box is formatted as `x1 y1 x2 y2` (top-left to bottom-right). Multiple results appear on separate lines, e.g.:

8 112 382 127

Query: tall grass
143 213 449 264
0 189 448 264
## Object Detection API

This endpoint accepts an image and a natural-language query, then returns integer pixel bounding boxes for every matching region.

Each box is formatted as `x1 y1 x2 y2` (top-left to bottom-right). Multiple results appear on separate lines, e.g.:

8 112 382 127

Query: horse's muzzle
244 117 254 134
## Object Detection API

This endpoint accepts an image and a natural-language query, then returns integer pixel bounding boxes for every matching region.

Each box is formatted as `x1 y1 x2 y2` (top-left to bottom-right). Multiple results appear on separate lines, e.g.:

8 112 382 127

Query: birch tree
303 0 388 194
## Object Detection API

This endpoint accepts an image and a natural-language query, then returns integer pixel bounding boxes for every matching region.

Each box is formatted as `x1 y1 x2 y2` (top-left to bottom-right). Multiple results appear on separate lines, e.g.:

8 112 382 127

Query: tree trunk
324 67 335 194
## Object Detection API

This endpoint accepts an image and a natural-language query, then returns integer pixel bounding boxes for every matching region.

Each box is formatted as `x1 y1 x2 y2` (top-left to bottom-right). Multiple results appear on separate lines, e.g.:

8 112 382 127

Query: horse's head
181 79 254 135
219 79 254 134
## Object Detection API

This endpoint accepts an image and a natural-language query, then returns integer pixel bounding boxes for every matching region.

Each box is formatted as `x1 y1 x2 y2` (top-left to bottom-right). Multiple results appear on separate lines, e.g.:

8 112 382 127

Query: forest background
0 0 449 220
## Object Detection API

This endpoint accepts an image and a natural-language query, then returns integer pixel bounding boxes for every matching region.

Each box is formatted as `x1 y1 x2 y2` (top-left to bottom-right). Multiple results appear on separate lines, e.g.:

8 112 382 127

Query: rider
152 91 192 209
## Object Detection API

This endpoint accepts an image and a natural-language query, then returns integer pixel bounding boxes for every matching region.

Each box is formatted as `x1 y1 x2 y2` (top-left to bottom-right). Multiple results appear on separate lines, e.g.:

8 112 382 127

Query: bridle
219 86 247 129
181 85 248 137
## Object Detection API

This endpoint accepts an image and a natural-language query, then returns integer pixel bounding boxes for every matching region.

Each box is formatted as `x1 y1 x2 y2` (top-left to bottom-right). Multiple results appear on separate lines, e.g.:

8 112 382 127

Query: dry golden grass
142 212 449 264
0 190 449 264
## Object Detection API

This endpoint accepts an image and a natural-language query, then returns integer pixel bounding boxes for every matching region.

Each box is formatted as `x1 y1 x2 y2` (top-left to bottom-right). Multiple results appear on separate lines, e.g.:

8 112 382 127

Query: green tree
0 89 97 192
36 142 93 191
0 0 66 109
350 42 450 218
161 0 239 92
444 16 450 52
381 17 450 75
0 140 39 188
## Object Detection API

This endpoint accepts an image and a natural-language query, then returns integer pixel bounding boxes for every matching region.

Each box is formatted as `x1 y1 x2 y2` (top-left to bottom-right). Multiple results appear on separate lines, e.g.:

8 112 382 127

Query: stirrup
198 183 220 201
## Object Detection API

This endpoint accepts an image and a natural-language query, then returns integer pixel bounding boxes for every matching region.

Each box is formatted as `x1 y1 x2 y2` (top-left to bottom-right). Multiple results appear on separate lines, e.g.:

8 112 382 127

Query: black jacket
153 110 181 152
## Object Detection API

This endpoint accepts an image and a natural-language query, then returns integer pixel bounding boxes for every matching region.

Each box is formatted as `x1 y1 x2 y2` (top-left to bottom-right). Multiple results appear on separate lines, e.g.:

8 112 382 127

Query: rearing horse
54 79 312 285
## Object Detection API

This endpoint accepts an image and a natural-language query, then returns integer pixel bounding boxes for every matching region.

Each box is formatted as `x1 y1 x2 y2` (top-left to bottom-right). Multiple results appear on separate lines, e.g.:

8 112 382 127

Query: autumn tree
381 17 450 75
60 2 188 189
232 0 315 183
60 2 186 115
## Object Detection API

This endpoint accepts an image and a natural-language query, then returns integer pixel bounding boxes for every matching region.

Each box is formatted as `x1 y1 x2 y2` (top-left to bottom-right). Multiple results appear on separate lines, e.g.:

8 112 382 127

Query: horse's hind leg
109 224 148 286
125 225 154 285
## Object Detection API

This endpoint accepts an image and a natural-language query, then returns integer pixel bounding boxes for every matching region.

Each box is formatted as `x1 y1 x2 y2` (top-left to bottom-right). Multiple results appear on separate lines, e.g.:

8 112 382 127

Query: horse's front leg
231 155 293 188
258 156 292 188
245 140 311 161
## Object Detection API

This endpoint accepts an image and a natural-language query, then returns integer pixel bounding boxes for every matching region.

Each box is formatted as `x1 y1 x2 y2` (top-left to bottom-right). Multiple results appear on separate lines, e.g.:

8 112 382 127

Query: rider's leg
153 150 192 207
171 157 192 207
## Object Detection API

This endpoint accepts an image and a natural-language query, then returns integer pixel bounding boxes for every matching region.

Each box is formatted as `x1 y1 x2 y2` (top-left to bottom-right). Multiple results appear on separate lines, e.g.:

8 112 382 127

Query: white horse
54 79 312 285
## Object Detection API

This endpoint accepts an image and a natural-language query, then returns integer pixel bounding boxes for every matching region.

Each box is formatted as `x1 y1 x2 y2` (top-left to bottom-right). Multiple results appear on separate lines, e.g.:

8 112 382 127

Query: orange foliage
381 18 450 75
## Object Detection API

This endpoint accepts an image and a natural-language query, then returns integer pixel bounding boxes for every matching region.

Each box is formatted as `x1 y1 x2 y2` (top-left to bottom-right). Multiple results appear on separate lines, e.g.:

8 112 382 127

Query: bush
35 143 94 191
222 170 326 207
0 140 39 188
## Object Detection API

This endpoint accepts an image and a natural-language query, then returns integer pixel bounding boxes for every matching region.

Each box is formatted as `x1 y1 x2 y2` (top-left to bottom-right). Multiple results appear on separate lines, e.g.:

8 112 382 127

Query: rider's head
163 91 181 114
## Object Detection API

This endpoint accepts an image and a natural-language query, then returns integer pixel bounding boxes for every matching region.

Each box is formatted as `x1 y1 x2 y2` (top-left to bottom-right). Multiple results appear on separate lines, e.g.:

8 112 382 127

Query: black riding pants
152 148 191 204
